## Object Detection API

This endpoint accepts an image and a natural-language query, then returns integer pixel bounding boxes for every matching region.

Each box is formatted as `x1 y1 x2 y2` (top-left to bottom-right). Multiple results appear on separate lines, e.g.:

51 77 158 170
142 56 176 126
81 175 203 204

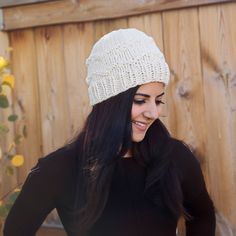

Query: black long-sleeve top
4 140 215 236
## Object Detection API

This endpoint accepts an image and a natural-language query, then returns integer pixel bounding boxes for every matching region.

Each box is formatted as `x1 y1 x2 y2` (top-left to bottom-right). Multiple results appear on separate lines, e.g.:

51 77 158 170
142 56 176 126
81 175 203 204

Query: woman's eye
134 100 165 105
133 100 145 105
156 100 165 105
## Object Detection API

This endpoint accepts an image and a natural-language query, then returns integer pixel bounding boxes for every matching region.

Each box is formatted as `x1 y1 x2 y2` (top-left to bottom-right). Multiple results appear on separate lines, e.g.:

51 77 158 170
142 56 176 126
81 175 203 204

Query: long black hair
67 85 184 235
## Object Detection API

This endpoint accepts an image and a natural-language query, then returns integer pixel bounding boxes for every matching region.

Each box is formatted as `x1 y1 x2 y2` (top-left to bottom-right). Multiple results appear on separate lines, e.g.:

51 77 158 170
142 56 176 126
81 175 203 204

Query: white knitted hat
86 28 170 105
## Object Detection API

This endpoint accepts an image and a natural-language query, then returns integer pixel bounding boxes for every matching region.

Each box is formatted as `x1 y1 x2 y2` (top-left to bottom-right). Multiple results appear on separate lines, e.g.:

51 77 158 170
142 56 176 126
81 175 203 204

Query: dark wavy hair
67 85 184 235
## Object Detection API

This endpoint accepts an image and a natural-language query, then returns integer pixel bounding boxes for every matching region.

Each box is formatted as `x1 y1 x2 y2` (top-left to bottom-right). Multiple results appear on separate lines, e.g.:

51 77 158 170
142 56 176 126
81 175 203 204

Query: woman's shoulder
166 138 202 176
168 138 209 201
168 138 199 163
30 143 78 177
167 138 206 189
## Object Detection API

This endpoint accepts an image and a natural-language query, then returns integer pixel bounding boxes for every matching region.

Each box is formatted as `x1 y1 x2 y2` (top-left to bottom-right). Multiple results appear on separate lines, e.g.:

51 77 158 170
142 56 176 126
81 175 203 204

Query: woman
4 28 215 236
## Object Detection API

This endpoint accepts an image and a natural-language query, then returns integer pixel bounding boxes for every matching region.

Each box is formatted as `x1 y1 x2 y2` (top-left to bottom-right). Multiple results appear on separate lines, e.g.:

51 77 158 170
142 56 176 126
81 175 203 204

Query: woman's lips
132 121 148 132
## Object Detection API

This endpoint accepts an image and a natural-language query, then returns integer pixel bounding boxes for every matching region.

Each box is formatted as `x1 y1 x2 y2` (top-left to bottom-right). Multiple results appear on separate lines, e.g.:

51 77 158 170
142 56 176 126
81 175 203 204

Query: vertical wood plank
127 15 145 31
128 13 164 49
10 29 43 182
142 13 164 50
34 26 73 226
94 18 129 42
62 22 93 136
162 8 208 171
199 2 236 228
0 32 9 58
35 26 70 155
93 20 110 42
106 18 128 32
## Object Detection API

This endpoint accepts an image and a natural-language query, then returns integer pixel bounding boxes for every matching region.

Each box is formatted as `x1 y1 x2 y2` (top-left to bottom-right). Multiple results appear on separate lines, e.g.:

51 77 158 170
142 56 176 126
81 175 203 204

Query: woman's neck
122 149 133 158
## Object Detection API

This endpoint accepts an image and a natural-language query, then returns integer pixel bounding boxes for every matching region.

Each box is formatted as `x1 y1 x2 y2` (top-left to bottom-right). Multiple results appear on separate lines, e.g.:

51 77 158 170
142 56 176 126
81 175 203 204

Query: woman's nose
143 102 161 120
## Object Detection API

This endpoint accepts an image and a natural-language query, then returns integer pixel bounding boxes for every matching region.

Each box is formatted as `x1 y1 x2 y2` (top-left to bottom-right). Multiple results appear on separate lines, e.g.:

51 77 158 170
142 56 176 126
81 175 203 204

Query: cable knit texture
86 28 170 105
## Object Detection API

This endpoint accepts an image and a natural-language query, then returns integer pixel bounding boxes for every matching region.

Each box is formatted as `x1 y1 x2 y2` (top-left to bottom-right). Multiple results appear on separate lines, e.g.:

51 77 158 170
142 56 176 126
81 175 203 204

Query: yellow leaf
13 188 21 192
11 155 24 167
3 74 15 89
0 146 2 159
0 84 11 96
0 56 8 71
0 201 3 206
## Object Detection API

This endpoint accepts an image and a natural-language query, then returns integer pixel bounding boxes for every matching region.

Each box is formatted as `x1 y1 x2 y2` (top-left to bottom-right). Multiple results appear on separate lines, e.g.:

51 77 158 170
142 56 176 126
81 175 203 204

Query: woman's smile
132 121 149 132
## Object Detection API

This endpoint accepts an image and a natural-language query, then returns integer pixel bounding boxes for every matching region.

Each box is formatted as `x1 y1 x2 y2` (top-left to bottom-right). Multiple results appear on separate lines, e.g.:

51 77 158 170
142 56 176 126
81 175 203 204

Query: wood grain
62 22 93 136
199 2 236 228
0 0 54 8
162 8 208 171
2 0 233 30
10 29 43 183
2 1 236 233
34 26 71 155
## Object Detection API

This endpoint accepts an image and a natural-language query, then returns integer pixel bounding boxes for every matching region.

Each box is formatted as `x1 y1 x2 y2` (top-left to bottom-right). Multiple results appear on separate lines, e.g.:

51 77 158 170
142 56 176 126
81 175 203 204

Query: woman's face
131 82 165 142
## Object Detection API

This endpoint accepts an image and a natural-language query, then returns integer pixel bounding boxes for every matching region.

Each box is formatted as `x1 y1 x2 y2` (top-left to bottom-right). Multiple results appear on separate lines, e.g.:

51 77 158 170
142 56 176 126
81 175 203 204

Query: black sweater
4 140 215 236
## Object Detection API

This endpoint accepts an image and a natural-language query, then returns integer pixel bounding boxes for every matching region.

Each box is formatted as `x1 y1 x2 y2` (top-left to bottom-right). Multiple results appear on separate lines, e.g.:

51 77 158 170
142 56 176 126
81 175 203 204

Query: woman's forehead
136 82 164 95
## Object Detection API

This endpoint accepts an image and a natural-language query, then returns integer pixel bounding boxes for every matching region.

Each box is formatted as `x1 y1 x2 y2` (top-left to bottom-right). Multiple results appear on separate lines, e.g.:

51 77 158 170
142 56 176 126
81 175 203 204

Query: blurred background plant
0 52 26 229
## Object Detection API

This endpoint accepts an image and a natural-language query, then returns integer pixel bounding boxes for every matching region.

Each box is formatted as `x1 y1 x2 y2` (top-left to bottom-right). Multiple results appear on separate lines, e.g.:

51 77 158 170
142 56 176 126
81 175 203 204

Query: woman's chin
132 133 146 142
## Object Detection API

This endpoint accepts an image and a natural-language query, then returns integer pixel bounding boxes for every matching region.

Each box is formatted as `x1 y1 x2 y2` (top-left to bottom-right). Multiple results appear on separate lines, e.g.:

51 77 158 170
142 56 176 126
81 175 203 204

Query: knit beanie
86 28 170 105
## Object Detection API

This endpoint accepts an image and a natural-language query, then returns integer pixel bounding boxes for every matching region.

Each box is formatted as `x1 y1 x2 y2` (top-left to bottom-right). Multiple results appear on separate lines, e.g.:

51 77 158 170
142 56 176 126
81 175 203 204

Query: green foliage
5 166 14 176
0 123 9 135
8 191 20 204
0 190 20 218
0 95 9 108
14 134 23 145
8 114 18 122
0 205 8 218
0 54 25 224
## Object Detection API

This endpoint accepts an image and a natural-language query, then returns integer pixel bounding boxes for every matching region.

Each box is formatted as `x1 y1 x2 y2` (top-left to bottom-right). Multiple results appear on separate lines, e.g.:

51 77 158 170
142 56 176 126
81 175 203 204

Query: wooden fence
0 0 236 235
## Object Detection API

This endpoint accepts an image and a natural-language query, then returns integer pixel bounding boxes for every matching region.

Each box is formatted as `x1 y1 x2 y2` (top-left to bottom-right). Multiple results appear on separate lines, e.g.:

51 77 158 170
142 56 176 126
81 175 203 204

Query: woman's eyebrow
135 92 165 98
